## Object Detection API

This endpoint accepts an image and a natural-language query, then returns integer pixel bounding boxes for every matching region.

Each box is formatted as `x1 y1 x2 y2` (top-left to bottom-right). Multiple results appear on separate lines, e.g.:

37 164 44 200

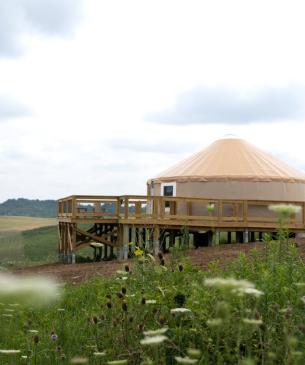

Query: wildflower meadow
0 207 305 364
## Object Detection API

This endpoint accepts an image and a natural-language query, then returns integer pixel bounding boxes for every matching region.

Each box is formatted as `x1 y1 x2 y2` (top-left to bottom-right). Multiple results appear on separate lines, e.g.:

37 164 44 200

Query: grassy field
0 217 94 268
0 210 305 363
0 237 305 364
0 216 56 234
0 216 57 268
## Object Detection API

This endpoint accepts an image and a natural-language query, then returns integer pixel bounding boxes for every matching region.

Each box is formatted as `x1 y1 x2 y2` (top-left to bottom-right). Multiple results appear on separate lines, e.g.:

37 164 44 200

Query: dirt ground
12 242 284 283
12 241 305 283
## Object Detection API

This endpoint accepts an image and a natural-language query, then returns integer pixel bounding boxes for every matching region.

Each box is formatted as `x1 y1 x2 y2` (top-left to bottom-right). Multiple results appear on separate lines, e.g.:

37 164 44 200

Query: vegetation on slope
0 205 304 364
0 198 57 218
1 234 305 364
0 225 58 267
0 216 56 234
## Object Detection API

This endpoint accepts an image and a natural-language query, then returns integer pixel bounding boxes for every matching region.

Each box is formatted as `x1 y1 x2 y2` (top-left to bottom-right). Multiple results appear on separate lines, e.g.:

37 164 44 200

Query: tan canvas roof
151 138 305 183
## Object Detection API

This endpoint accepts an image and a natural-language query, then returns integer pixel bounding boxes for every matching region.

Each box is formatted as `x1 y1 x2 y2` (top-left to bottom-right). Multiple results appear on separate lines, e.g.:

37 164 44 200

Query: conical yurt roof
151 138 305 183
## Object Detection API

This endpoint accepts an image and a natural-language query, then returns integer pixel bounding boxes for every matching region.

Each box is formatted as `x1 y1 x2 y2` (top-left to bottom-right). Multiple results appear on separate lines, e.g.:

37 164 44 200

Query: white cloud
0 0 83 56
146 85 305 125
1 0 305 202
0 95 31 121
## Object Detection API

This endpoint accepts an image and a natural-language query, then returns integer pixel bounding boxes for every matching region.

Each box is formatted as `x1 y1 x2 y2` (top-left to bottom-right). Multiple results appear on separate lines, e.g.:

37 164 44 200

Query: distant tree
0 198 57 217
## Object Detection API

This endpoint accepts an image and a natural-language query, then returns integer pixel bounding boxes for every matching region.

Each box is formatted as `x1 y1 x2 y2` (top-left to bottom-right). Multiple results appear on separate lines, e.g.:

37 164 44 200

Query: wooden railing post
218 200 222 223
159 197 164 219
135 201 141 218
243 201 248 226
124 197 129 219
72 197 77 219
187 201 192 217
152 197 158 218
116 197 121 218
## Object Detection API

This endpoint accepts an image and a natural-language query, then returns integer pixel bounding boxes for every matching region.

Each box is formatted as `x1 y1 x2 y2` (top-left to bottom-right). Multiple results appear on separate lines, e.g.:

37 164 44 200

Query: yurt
147 137 305 202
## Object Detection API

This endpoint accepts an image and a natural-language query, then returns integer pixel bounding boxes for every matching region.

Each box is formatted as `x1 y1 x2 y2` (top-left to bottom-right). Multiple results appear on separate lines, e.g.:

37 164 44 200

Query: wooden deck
57 195 305 263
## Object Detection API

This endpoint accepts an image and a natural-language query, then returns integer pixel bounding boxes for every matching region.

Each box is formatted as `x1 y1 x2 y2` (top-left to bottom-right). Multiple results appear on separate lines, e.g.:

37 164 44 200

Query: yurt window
161 182 176 197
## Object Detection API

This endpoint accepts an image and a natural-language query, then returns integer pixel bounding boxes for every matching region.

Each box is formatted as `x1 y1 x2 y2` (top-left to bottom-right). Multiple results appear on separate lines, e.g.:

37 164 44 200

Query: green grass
0 237 305 364
0 216 57 266
0 226 58 268
0 218 93 268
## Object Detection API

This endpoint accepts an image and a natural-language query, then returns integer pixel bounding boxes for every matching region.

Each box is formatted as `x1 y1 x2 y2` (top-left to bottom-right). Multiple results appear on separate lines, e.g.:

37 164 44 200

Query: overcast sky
1 0 305 202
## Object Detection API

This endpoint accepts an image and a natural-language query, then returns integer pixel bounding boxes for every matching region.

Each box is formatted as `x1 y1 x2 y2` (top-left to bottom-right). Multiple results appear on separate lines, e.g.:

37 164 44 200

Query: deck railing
58 195 305 229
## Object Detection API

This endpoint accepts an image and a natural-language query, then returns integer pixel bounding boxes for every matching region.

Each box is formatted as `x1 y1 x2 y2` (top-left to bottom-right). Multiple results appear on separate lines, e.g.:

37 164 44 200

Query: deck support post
208 230 213 246
153 226 160 256
250 231 255 242
122 225 129 260
227 231 232 244
71 223 76 264
169 230 175 248
236 231 243 243
244 230 249 243
131 226 136 253
214 230 220 245
145 228 150 250
258 232 263 241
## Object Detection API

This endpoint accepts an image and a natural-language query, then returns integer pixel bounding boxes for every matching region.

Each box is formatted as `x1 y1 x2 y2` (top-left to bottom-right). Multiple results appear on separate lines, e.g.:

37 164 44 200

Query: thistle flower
122 302 128 312
174 293 186 307
50 332 58 342
106 302 112 309
138 323 144 331
175 356 198 364
140 335 168 345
